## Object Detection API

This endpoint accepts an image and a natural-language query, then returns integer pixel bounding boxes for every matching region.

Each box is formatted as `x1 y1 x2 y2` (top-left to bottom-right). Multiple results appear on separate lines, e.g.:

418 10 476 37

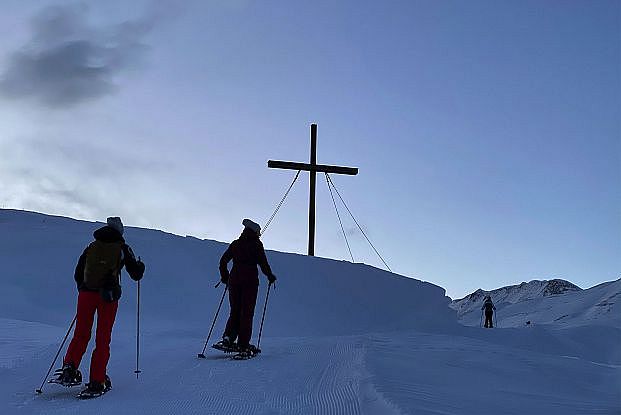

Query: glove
127 258 145 281
267 274 277 284
221 274 229 285
134 260 145 281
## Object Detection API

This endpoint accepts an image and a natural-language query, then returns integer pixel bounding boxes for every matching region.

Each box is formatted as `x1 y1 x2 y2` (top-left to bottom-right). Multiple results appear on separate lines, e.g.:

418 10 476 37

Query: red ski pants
224 279 259 347
64 291 118 383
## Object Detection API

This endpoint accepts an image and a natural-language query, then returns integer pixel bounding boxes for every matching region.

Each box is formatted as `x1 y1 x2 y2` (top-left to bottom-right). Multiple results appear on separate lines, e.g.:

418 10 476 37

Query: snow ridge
450 279 581 315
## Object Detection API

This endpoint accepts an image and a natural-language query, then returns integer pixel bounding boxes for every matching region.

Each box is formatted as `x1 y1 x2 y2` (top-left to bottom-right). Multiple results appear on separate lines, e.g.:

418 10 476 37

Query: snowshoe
49 363 82 387
232 344 261 360
212 337 238 353
77 376 111 399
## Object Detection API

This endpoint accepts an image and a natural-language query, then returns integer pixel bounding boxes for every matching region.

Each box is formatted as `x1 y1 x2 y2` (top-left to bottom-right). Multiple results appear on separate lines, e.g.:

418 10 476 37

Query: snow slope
1 209 619 414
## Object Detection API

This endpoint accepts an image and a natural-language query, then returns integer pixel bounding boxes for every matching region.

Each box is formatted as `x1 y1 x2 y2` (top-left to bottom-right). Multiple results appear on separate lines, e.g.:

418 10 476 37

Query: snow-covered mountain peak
542 278 582 296
451 278 582 315
451 278 620 329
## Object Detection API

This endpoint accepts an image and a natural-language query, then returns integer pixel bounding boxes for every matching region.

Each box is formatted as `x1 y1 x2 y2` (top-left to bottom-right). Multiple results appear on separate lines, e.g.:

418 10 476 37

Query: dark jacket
219 228 275 283
482 299 496 313
74 226 144 291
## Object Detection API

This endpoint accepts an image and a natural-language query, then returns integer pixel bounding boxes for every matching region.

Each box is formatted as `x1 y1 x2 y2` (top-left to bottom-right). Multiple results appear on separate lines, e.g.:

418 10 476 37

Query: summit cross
268 123 358 256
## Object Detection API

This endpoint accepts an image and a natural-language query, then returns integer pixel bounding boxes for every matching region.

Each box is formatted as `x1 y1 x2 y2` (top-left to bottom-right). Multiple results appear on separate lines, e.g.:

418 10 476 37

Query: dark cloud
0 4 153 108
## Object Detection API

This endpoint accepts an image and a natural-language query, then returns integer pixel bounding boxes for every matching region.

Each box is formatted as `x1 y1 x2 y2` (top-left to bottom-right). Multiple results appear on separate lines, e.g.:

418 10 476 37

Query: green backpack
83 240 123 292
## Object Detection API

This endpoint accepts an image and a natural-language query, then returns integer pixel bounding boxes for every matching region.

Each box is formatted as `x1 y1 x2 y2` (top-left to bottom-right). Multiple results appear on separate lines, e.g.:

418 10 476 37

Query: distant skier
54 217 145 397
215 219 276 357
481 295 496 328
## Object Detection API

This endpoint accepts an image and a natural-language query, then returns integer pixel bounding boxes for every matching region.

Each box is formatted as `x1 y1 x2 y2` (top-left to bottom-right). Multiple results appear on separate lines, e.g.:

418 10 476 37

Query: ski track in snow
3 328 401 415
3 324 619 415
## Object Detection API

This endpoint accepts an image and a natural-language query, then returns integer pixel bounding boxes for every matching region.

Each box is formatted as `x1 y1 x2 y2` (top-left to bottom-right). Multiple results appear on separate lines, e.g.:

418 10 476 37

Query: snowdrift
1 209 455 337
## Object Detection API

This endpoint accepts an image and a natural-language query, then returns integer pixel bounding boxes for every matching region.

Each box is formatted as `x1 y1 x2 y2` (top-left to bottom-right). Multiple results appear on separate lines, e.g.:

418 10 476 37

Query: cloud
0 132 176 222
0 4 153 108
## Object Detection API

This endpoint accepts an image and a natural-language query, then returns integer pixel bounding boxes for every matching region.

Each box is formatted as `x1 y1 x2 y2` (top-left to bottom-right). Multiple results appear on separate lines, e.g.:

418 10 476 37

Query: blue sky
0 0 619 298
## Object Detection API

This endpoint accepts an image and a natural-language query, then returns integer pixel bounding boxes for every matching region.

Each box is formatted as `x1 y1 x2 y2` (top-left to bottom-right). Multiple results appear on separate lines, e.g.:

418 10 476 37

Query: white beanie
242 218 260 234
107 217 124 235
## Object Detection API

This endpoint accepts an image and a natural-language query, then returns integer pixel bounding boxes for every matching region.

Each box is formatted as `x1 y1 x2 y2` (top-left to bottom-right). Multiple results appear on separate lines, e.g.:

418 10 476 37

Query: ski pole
135 280 142 378
256 283 273 352
480 310 483 328
197 284 228 358
35 315 77 394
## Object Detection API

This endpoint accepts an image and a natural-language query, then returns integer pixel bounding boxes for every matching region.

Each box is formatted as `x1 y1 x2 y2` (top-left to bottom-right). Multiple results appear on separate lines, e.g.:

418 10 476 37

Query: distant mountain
451 278 620 329
451 279 582 315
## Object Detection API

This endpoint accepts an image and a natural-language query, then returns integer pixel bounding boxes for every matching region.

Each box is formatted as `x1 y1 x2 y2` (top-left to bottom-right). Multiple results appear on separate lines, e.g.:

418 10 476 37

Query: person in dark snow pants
482 295 496 328
216 219 276 353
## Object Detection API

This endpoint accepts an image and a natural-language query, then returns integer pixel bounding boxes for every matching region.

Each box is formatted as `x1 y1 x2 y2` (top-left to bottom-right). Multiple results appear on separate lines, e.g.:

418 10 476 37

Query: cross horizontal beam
268 160 358 175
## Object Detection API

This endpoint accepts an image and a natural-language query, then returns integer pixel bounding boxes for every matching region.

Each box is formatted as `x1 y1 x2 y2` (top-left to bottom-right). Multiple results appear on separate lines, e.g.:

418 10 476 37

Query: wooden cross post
268 124 358 256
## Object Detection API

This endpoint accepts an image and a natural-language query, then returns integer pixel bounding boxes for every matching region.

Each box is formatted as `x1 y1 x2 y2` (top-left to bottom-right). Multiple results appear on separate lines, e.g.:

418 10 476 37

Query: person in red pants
56 217 144 395
215 219 276 356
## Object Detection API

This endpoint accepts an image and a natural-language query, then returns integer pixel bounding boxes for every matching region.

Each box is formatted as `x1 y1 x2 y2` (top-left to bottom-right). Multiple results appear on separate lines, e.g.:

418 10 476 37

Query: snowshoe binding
212 336 238 353
77 376 111 399
49 363 82 387
232 344 261 360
